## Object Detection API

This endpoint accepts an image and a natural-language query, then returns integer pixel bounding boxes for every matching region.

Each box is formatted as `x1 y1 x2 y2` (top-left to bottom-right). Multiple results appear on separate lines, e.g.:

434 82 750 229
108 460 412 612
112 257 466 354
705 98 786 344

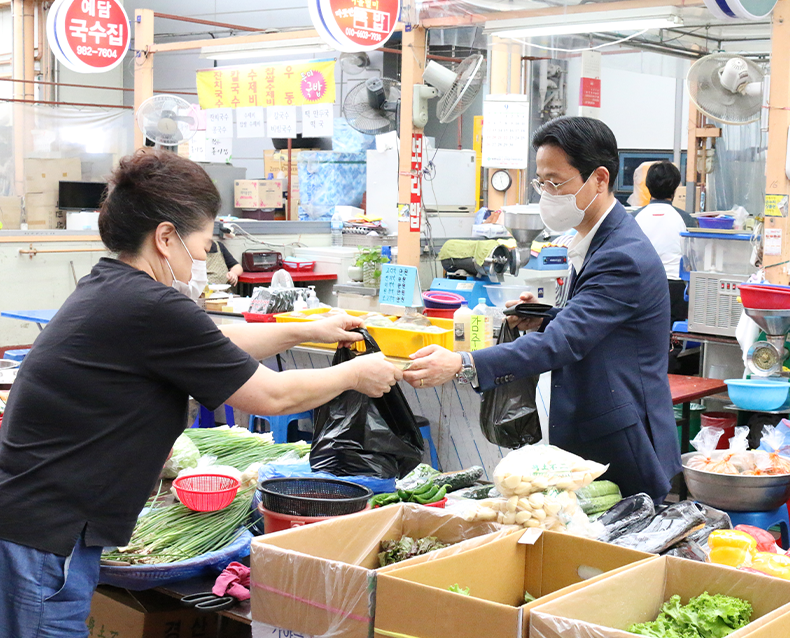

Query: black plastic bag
479 321 541 449
310 329 424 479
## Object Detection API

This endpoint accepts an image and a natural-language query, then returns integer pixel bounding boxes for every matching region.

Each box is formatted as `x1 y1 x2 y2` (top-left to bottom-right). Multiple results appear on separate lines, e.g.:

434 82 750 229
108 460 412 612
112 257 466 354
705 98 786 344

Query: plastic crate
243 312 276 323
283 259 316 273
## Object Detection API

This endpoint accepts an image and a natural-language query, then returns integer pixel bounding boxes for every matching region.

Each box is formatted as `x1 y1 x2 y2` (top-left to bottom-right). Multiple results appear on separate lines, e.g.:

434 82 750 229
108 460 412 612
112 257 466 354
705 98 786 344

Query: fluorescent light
200 38 335 60
485 7 683 39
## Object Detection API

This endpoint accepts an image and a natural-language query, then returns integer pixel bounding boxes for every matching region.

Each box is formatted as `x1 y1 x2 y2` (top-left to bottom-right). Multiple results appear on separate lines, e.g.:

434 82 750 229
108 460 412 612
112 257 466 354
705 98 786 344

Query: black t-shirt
0 258 259 556
209 241 239 269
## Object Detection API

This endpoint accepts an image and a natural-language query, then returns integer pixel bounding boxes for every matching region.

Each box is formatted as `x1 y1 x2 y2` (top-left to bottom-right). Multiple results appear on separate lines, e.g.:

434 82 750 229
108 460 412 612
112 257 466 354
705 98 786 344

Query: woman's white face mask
538 173 599 233
164 233 208 301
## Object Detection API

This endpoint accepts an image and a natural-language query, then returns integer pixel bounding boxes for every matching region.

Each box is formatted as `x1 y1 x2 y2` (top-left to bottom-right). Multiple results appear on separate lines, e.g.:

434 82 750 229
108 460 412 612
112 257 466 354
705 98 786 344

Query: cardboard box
234 179 284 210
24 158 81 193
529 555 790 638
26 206 65 229
87 586 217 638
374 528 654 638
0 196 22 229
250 503 514 638
263 149 318 181
25 191 58 208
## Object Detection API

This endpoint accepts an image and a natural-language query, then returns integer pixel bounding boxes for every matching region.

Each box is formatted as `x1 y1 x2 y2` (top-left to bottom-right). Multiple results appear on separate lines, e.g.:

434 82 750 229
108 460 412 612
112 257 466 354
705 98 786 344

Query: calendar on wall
481 96 530 170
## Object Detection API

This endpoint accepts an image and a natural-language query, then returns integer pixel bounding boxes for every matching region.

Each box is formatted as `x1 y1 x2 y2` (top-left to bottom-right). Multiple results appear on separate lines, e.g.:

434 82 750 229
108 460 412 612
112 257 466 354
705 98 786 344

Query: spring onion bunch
102 488 254 565
183 427 310 470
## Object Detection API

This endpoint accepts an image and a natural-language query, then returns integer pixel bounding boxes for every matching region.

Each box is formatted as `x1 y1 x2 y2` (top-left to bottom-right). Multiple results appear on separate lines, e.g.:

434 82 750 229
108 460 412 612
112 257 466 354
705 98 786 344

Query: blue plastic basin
725 378 790 411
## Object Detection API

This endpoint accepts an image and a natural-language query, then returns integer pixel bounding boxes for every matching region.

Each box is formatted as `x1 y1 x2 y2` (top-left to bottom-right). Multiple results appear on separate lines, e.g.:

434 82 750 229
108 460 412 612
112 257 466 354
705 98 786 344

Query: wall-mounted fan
687 54 764 125
342 77 401 135
339 52 371 75
136 95 198 146
414 54 487 127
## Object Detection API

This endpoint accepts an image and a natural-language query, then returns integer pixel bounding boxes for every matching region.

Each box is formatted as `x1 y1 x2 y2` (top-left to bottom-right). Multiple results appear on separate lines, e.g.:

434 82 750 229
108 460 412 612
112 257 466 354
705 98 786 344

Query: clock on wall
491 169 512 193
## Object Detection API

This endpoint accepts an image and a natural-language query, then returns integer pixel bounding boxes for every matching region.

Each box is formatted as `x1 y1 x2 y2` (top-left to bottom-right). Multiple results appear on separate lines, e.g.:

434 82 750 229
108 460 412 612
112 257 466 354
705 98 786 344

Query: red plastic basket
173 474 240 512
424 308 456 320
283 259 316 272
739 284 790 310
422 497 448 508
242 312 276 323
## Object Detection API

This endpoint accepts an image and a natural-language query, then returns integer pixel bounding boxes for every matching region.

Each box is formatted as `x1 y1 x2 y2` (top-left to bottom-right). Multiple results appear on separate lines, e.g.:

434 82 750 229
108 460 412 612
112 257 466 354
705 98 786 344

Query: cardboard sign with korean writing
314 0 400 52
197 60 335 110
236 106 266 139
302 105 333 137
379 264 421 307
47 0 130 74
206 109 234 139
267 106 297 139
208 138 233 164
189 132 207 163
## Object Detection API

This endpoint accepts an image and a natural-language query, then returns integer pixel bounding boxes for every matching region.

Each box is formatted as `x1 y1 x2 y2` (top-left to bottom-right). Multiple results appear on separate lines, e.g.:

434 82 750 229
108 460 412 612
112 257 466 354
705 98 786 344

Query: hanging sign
309 0 400 52
236 106 266 138
267 106 297 138
196 60 335 110
47 0 130 74
205 108 234 139
481 96 530 170
579 50 601 119
302 105 334 137
409 133 423 233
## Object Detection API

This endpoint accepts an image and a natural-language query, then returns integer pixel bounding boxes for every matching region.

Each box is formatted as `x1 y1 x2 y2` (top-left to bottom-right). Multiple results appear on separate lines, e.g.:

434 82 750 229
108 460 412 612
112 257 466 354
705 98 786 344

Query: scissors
180 591 237 612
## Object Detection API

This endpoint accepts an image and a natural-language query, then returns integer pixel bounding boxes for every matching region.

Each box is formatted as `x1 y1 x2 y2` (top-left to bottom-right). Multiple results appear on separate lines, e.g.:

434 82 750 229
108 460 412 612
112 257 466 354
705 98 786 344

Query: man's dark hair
645 160 681 201
532 116 619 192
99 149 220 255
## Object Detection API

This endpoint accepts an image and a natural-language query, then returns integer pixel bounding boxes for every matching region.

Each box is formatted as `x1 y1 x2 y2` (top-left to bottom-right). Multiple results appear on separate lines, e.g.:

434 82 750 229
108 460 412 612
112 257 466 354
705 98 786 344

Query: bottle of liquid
306 285 320 309
330 211 344 247
453 301 472 352
470 298 493 351
293 290 308 312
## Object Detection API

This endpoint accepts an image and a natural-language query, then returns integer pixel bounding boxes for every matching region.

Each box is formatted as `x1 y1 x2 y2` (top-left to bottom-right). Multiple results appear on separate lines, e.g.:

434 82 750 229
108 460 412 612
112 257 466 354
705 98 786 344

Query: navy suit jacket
473 202 682 500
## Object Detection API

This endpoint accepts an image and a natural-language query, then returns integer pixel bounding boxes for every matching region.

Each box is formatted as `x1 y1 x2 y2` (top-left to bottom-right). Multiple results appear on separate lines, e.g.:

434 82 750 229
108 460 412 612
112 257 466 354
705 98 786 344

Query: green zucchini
579 494 622 516
575 480 621 500
433 466 485 492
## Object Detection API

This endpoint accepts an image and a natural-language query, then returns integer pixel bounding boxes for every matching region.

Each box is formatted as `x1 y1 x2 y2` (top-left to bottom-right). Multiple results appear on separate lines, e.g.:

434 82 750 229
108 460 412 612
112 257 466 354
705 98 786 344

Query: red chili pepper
735 524 779 553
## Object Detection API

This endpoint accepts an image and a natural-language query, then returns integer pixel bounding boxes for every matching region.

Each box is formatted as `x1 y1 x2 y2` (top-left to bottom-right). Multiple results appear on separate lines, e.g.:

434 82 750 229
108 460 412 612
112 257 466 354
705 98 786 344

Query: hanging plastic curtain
708 121 766 216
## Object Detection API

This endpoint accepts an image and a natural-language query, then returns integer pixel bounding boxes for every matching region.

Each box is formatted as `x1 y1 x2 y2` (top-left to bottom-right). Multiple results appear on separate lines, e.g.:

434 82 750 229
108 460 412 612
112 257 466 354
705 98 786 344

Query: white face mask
164 233 208 301
538 173 599 233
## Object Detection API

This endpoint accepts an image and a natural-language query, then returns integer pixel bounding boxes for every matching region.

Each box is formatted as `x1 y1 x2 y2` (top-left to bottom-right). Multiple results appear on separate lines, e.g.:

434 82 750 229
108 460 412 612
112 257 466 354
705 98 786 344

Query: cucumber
433 466 485 492
575 480 621 500
579 494 622 516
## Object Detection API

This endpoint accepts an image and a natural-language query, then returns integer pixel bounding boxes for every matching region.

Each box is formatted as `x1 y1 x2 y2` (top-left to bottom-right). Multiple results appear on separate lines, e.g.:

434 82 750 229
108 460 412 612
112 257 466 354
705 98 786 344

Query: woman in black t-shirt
0 149 402 638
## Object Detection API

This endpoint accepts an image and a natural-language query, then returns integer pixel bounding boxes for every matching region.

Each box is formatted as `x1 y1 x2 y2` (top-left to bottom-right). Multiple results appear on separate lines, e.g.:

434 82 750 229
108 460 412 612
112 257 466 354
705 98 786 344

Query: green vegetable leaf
448 584 470 596
629 593 752 638
524 591 537 604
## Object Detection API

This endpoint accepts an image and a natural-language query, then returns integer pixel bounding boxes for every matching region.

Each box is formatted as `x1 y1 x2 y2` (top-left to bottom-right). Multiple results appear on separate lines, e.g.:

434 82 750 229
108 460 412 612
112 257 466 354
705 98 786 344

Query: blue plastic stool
3 349 30 362
191 404 235 428
726 504 790 550
420 424 440 471
249 411 313 443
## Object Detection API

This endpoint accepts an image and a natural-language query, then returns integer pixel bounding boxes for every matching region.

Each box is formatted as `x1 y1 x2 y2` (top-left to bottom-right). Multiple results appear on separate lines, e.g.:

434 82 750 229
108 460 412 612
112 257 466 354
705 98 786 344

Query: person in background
403 116 681 503
0 149 401 638
633 160 698 229
635 161 692 327
207 237 244 288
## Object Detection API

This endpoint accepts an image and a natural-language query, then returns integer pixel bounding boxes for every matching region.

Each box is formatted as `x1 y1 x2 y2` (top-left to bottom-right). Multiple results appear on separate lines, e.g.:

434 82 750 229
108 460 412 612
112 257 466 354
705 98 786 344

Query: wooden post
12 0 25 197
764 0 790 285
397 26 426 268
133 9 155 151
487 37 523 210
685 100 701 215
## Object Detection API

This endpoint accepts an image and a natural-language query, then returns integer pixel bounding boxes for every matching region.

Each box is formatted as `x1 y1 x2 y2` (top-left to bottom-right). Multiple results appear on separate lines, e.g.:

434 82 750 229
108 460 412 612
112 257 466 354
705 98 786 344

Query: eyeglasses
531 173 581 196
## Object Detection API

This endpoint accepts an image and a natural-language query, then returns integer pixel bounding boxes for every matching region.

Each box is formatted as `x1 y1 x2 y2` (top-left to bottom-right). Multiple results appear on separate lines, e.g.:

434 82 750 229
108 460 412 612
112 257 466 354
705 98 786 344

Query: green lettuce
630 593 752 638
161 433 201 479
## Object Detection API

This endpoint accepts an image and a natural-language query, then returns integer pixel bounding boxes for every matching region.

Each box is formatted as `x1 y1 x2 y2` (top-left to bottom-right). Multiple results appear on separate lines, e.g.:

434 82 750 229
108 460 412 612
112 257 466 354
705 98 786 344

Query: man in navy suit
404 117 681 501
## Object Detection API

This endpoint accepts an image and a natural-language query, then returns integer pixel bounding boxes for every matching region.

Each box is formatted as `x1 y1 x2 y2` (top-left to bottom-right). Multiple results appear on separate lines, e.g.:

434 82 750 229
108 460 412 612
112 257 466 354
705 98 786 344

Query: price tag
206 108 234 139
267 106 297 138
236 106 266 138
208 137 233 163
379 264 421 308
302 105 333 137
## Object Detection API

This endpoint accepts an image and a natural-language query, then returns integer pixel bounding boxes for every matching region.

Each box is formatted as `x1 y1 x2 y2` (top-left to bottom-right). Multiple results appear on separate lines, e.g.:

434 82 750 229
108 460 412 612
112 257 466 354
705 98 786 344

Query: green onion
183 428 310 470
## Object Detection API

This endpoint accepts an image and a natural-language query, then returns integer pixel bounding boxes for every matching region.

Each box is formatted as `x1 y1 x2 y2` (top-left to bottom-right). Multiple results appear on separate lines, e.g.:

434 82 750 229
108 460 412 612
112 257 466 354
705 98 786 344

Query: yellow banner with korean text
196 59 336 109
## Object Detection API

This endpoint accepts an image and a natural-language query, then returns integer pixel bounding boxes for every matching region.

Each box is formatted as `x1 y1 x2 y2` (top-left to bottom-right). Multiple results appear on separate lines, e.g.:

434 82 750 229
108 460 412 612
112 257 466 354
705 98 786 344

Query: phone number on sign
76 46 118 58
343 28 382 41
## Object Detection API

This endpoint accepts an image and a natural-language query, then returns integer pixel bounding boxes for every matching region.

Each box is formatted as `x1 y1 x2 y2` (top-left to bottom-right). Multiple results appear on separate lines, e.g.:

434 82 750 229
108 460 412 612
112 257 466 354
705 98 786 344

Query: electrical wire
223 222 305 250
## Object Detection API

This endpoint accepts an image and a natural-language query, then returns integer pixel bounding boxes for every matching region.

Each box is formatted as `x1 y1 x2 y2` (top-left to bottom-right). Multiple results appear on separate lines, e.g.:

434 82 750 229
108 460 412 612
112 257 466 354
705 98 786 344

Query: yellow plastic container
274 309 452 358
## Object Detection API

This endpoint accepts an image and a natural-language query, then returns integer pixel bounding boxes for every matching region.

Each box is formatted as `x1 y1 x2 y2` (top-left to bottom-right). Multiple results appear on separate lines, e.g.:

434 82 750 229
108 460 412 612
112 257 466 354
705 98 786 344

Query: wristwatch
456 351 478 388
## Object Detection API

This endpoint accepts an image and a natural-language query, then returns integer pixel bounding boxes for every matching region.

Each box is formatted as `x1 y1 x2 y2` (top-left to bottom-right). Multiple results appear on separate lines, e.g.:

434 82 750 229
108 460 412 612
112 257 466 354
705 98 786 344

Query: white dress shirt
567 200 617 272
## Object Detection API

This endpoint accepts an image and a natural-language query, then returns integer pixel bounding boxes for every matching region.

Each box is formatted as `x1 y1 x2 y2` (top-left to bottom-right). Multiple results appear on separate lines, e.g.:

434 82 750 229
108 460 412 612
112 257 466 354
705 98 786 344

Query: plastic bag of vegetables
492 445 607 498
686 427 737 474
161 433 201 479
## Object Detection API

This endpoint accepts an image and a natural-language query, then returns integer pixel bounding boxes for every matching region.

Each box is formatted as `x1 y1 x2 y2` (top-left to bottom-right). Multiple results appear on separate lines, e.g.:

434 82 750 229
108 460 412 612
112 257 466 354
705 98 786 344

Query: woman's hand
403 345 462 388
347 352 403 397
309 314 365 347
226 271 239 286
506 291 543 332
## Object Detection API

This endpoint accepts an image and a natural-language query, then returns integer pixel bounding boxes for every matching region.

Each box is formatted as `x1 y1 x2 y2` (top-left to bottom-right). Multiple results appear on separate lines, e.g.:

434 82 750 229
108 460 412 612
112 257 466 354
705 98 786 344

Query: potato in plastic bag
492 445 608 498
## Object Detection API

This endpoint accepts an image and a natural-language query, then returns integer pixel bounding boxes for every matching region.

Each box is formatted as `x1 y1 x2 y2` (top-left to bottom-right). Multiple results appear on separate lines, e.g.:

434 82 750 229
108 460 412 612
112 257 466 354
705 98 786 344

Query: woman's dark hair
532 116 620 192
99 149 220 254
646 160 681 201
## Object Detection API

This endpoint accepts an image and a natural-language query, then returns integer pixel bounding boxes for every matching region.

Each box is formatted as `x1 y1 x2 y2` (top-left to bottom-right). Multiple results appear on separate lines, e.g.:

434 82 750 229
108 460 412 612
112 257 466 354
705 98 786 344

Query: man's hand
506 291 544 332
403 345 462 388
226 271 239 286
347 352 403 397
308 313 364 347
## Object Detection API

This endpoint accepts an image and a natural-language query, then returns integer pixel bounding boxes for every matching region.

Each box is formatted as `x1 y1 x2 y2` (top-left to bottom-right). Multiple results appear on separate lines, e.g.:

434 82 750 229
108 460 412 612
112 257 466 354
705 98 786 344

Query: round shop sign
47 0 131 74
311 0 400 52
703 0 777 20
